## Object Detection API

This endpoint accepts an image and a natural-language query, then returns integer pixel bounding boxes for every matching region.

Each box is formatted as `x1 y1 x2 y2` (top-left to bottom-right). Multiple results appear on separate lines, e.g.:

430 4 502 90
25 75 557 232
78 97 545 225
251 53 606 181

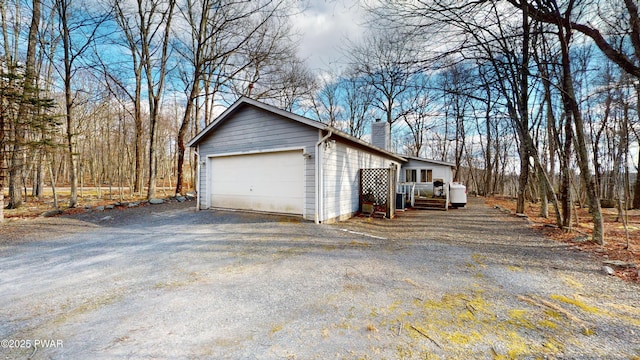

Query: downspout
194 146 201 211
315 130 332 224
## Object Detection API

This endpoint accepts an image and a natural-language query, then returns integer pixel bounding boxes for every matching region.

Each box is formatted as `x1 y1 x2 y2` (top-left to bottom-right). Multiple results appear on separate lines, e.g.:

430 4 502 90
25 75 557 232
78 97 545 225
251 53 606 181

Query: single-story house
400 156 455 184
188 96 455 223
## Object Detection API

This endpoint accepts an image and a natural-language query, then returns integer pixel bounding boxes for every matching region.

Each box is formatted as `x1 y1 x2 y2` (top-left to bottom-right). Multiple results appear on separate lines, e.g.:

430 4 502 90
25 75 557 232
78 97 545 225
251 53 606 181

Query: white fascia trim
403 155 456 167
206 147 305 158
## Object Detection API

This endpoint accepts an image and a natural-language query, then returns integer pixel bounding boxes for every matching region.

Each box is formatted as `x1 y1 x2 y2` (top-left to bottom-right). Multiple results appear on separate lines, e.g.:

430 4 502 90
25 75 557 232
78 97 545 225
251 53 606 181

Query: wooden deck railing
398 182 449 210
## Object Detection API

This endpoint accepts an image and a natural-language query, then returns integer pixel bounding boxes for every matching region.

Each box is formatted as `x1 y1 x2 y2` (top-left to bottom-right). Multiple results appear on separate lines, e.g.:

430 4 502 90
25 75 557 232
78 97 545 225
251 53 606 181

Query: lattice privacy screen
359 167 397 219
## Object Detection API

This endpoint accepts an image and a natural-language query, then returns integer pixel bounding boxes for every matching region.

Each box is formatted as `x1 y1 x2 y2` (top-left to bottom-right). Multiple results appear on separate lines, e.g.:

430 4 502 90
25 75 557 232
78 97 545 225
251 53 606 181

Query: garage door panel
209 195 253 211
210 151 304 214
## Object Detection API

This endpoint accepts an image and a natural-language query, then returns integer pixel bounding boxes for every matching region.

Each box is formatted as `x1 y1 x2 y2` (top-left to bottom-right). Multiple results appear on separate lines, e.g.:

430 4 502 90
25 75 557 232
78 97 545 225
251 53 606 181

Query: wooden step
414 199 446 205
413 198 447 211
413 207 448 211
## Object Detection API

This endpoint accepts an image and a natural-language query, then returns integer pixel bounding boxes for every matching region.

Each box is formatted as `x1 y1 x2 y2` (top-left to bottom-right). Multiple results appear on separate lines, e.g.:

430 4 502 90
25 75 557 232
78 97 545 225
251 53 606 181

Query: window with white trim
421 169 433 182
406 169 417 182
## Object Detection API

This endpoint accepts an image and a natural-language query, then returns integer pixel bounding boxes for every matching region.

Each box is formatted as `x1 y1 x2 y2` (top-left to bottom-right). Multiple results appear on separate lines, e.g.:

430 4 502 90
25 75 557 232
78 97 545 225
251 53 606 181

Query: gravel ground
0 199 639 359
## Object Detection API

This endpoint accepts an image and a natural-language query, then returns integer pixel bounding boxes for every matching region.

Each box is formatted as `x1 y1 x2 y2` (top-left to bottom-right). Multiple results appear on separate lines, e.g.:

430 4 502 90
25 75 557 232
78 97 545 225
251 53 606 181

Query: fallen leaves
485 197 639 283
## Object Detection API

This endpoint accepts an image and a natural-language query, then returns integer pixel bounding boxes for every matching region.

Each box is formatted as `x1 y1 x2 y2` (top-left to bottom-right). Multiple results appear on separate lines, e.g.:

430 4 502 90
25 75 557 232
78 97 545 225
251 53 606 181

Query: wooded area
2 0 640 246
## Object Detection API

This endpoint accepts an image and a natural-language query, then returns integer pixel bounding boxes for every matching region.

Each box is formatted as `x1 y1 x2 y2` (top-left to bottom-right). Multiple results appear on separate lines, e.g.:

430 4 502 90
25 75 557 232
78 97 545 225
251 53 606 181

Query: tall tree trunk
518 129 564 226
516 149 530 214
59 0 78 208
147 117 157 199
144 0 175 200
516 4 530 215
0 0 12 219
7 125 23 208
113 0 145 196
632 84 640 209
539 170 549 218
560 116 573 229
34 149 44 199
64 87 78 207
483 92 493 196
8 0 40 209
1 0 12 63
134 85 144 195
176 4 205 194
454 112 465 182
48 154 58 209
175 82 200 196
535 44 559 219
558 19 605 245
615 101 630 222
0 95 4 221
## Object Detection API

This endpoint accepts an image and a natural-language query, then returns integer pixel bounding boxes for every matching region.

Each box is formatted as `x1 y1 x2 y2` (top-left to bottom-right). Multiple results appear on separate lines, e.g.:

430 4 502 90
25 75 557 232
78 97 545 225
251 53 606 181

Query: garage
189 97 405 222
209 150 304 214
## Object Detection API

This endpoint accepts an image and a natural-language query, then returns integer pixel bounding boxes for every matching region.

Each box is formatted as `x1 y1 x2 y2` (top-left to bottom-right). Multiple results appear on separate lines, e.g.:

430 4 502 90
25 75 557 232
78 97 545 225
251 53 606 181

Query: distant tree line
1 0 308 217
339 0 640 245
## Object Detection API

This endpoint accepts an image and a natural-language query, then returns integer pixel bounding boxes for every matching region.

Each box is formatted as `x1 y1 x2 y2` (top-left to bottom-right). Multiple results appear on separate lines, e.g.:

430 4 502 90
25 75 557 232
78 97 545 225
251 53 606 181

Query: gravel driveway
1 199 639 359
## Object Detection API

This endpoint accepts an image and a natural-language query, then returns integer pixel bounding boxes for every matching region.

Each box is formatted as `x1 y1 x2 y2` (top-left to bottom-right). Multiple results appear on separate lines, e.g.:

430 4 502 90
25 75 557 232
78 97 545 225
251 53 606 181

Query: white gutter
194 147 201 211
315 130 332 224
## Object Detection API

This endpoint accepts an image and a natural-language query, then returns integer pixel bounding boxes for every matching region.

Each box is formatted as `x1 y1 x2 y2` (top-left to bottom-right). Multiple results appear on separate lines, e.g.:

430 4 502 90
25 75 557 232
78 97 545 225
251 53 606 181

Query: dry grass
485 196 640 283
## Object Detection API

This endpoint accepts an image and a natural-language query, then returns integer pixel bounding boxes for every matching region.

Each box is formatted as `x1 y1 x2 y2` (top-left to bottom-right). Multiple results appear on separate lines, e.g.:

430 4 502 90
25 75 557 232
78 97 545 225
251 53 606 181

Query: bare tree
0 61 19 220
111 0 147 196
401 84 436 157
6 0 40 209
257 59 316 112
0 0 17 218
174 0 296 195
531 29 562 218
342 73 375 138
311 70 380 139
475 61 501 196
111 0 176 200
543 0 605 244
503 0 640 216
347 32 418 143
367 0 564 224
55 0 108 207
142 0 176 200
311 74 342 128
439 62 474 181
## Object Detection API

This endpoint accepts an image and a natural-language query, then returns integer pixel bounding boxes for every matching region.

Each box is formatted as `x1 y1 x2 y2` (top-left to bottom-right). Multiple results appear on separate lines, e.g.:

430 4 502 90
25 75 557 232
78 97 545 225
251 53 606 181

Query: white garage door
209 150 304 214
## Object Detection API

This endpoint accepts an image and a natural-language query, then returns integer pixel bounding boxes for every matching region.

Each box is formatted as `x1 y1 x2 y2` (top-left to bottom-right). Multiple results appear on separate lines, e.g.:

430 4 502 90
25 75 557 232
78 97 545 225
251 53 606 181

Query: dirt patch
0 199 194 247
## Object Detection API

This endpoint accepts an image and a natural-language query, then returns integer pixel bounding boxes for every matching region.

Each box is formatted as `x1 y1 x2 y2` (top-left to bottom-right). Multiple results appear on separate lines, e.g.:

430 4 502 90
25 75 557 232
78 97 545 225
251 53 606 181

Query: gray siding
197 105 318 219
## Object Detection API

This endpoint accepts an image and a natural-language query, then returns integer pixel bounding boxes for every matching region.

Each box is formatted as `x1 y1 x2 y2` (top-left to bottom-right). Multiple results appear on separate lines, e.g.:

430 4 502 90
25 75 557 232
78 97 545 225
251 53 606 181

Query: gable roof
187 96 406 162
403 155 456 168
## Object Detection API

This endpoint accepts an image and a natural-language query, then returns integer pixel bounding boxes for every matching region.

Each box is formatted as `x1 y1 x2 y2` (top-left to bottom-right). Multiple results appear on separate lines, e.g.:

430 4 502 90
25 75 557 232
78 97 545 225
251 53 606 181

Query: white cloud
292 0 367 72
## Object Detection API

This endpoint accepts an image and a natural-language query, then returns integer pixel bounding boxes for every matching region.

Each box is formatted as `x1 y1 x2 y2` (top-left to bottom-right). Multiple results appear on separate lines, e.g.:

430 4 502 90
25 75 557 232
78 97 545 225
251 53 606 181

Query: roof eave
404 155 456 168
327 127 407 163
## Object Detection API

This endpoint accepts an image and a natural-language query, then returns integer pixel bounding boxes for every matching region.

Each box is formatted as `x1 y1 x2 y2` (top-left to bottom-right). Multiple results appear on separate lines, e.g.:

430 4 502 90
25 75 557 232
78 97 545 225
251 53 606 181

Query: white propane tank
449 183 467 208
